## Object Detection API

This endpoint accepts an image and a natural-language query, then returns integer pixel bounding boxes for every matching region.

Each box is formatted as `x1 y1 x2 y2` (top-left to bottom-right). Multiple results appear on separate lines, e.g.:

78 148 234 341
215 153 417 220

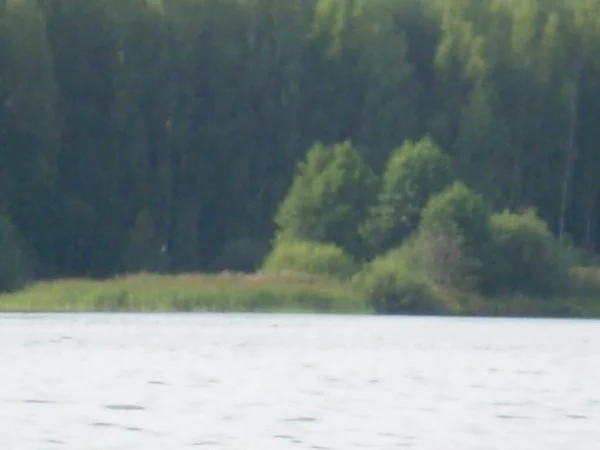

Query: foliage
361 136 454 255
122 208 165 273
355 250 453 314
274 141 377 256
0 214 30 292
262 240 358 280
418 182 491 289
1 0 600 287
485 209 572 296
210 237 271 273
412 222 481 292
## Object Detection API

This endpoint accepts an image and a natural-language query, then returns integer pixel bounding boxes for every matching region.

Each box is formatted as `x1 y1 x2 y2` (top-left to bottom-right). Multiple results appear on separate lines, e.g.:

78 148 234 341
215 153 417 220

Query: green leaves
262 240 357 280
361 136 454 254
274 141 376 256
485 209 572 295
420 182 490 247
1 0 600 282
417 182 491 290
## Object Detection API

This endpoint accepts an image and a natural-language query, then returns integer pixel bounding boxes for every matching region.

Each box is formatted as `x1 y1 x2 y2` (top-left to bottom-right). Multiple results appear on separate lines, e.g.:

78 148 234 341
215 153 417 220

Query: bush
355 252 449 314
361 136 454 255
210 237 271 273
0 214 30 292
412 223 481 292
485 209 571 296
262 240 357 279
417 182 491 290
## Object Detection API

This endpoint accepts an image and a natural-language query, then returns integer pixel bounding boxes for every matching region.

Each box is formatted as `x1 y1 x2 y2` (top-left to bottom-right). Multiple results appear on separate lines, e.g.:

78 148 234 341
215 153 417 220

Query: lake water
0 313 599 450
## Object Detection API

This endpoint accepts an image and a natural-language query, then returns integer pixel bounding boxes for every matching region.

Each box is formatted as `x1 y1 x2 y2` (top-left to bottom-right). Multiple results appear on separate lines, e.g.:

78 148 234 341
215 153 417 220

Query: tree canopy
1 0 600 279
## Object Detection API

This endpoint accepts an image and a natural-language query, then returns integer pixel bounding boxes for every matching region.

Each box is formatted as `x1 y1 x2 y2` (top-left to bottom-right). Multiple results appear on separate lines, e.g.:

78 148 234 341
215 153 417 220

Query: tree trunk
558 57 584 239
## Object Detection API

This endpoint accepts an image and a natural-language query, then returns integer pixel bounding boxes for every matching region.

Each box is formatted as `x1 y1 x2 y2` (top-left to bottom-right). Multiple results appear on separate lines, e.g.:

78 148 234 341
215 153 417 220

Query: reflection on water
0 313 599 450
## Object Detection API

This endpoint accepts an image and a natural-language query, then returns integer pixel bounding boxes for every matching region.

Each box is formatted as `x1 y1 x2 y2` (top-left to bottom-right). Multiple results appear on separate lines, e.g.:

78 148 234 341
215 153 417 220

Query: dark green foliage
210 238 271 273
274 141 377 256
122 209 164 273
262 240 357 280
412 223 481 292
361 136 454 254
420 182 491 253
356 253 449 314
0 214 29 292
485 209 572 296
418 182 492 290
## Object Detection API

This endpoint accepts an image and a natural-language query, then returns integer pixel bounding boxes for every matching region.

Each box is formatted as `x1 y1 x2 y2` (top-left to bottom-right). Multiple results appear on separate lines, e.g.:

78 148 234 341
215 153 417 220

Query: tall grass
0 268 599 318
0 272 369 313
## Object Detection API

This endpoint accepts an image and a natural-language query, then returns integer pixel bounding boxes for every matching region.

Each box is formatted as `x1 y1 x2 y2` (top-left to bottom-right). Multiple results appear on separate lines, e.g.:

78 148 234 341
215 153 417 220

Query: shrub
412 223 481 292
355 252 449 314
485 209 571 296
262 240 357 279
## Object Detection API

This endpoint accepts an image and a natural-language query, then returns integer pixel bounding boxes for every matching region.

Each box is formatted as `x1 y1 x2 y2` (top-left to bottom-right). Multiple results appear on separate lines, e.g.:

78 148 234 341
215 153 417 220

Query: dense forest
1 0 600 282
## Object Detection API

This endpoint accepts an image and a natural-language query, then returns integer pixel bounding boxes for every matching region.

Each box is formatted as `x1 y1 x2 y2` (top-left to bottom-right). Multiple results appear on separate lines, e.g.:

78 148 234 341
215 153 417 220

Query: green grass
0 271 370 314
1 268 600 318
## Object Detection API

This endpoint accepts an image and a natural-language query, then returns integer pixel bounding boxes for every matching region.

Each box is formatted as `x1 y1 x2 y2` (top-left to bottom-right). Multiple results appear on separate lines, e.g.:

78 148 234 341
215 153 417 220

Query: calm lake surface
0 313 599 450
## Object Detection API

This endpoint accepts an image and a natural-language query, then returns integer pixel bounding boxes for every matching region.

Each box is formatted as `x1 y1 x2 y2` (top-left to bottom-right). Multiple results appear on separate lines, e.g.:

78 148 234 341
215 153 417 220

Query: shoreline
0 271 599 319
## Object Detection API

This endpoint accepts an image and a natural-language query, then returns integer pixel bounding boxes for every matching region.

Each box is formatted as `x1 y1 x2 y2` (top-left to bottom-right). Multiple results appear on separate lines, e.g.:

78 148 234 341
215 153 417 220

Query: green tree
361 136 454 255
274 141 376 256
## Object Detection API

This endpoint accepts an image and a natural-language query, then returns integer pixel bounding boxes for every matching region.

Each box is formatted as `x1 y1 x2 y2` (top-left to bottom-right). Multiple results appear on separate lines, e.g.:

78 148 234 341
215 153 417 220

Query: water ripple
21 398 58 405
103 404 145 411
91 422 117 428
565 414 587 419
283 417 318 423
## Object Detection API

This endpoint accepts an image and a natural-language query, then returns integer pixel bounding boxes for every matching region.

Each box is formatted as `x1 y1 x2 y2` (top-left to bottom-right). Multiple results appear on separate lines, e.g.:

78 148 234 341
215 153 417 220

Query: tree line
1 0 600 283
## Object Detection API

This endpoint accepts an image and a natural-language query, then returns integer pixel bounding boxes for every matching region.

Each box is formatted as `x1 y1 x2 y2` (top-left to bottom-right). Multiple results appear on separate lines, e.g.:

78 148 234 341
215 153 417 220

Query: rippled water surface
1 313 599 450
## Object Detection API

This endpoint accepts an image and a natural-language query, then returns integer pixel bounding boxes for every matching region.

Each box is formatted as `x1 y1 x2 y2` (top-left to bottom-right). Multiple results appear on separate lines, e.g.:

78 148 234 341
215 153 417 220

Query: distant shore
0 270 599 318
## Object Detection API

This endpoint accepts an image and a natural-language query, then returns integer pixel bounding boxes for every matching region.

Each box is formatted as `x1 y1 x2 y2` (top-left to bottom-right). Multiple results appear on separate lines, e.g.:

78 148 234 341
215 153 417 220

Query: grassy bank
0 272 369 314
0 269 599 317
